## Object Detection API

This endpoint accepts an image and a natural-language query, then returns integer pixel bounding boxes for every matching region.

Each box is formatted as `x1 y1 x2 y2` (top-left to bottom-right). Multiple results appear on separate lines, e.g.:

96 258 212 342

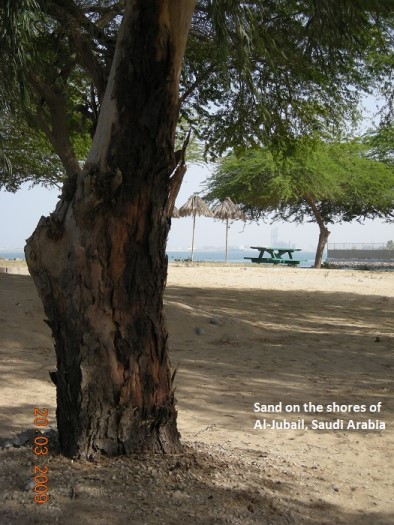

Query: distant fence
327 243 388 250
327 243 394 261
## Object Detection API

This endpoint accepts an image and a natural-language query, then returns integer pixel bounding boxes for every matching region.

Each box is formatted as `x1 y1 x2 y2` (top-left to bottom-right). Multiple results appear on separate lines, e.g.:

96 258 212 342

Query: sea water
168 249 317 267
0 249 318 267
0 250 26 260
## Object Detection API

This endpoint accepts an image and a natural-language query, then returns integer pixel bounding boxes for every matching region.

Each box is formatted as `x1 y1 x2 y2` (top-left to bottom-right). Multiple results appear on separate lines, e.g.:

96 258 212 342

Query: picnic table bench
244 246 304 266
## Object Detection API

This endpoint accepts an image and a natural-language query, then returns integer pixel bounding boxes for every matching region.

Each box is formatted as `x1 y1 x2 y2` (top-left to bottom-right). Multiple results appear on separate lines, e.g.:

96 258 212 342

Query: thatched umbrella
172 206 180 218
178 194 213 261
212 197 245 262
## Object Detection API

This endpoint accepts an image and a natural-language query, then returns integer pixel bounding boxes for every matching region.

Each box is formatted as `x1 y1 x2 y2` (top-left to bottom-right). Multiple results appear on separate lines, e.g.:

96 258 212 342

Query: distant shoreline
0 249 318 267
2 248 392 272
1 257 393 275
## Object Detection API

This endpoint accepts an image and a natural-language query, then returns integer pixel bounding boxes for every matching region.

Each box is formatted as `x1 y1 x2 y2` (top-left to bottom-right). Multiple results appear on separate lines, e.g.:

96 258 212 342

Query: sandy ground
0 263 393 524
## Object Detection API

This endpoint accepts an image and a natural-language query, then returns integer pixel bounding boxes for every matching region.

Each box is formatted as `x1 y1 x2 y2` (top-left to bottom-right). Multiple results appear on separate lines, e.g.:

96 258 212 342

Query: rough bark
25 0 196 459
305 194 330 268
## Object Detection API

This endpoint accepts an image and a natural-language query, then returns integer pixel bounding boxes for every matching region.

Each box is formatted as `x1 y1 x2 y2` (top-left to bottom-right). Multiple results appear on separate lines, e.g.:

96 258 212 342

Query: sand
0 263 393 524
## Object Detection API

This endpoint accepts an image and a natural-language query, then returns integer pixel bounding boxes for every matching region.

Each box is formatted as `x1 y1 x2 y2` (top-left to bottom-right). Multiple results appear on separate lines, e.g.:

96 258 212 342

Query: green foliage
0 1 99 188
0 1 394 193
205 139 394 224
0 0 38 106
0 106 65 191
185 1 394 158
364 121 394 165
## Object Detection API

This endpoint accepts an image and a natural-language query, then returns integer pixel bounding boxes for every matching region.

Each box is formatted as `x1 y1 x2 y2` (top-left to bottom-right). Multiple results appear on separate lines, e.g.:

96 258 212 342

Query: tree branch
45 0 109 42
94 3 124 29
180 63 216 105
41 0 110 101
28 73 82 179
70 27 107 103
304 193 329 234
167 130 192 217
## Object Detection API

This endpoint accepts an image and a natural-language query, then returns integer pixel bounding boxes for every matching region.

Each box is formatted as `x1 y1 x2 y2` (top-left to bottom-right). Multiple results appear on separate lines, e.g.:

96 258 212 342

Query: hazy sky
0 162 392 253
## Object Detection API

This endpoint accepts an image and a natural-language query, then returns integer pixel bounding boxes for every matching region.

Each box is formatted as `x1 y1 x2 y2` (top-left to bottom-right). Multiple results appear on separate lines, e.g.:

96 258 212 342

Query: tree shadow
166 285 393 428
0 275 393 523
0 436 393 525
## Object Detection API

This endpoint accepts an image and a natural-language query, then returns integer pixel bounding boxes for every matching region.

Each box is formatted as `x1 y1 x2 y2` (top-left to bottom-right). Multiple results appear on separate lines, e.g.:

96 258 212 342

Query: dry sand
0 263 393 524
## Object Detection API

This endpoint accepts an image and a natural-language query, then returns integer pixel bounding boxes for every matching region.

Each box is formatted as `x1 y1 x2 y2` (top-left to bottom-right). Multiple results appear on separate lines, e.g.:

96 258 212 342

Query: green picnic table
244 246 303 266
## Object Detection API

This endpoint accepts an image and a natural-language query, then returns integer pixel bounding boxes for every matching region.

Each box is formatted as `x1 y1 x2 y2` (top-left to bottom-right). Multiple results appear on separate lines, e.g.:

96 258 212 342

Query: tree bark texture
305 194 330 269
314 227 330 268
25 0 196 459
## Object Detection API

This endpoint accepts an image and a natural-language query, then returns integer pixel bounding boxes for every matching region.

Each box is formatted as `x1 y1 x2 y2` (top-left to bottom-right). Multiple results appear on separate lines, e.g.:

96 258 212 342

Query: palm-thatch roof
212 197 246 262
178 194 214 218
172 206 180 218
178 194 213 261
212 197 245 221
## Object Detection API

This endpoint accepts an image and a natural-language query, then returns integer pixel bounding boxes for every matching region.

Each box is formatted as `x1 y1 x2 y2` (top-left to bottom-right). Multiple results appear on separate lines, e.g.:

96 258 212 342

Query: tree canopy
183 0 394 157
0 102 91 191
364 121 394 165
204 139 394 266
1 0 394 190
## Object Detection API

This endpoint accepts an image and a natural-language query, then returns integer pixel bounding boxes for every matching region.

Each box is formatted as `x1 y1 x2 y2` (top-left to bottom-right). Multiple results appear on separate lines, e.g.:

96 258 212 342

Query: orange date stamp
33 408 49 504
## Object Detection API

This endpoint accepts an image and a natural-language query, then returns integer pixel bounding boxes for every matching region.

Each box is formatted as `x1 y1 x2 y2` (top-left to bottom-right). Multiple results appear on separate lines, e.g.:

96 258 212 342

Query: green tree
2 1 394 189
182 1 394 157
1 0 394 458
204 140 394 268
364 121 394 166
0 102 92 191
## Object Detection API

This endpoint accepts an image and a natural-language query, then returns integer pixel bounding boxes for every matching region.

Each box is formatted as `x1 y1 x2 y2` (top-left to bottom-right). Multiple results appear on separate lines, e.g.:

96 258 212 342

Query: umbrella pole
225 218 229 263
191 214 196 262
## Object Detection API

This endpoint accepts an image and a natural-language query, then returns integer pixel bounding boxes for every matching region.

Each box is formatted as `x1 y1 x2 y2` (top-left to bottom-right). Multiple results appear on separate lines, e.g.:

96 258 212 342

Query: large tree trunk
25 0 196 459
305 194 330 269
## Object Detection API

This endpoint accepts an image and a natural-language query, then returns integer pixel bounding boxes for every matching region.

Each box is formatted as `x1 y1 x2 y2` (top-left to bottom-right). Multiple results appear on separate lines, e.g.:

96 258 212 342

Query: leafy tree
182 1 394 157
204 140 394 268
364 121 394 165
0 101 92 190
0 110 63 191
2 1 394 189
0 0 38 181
1 0 394 458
